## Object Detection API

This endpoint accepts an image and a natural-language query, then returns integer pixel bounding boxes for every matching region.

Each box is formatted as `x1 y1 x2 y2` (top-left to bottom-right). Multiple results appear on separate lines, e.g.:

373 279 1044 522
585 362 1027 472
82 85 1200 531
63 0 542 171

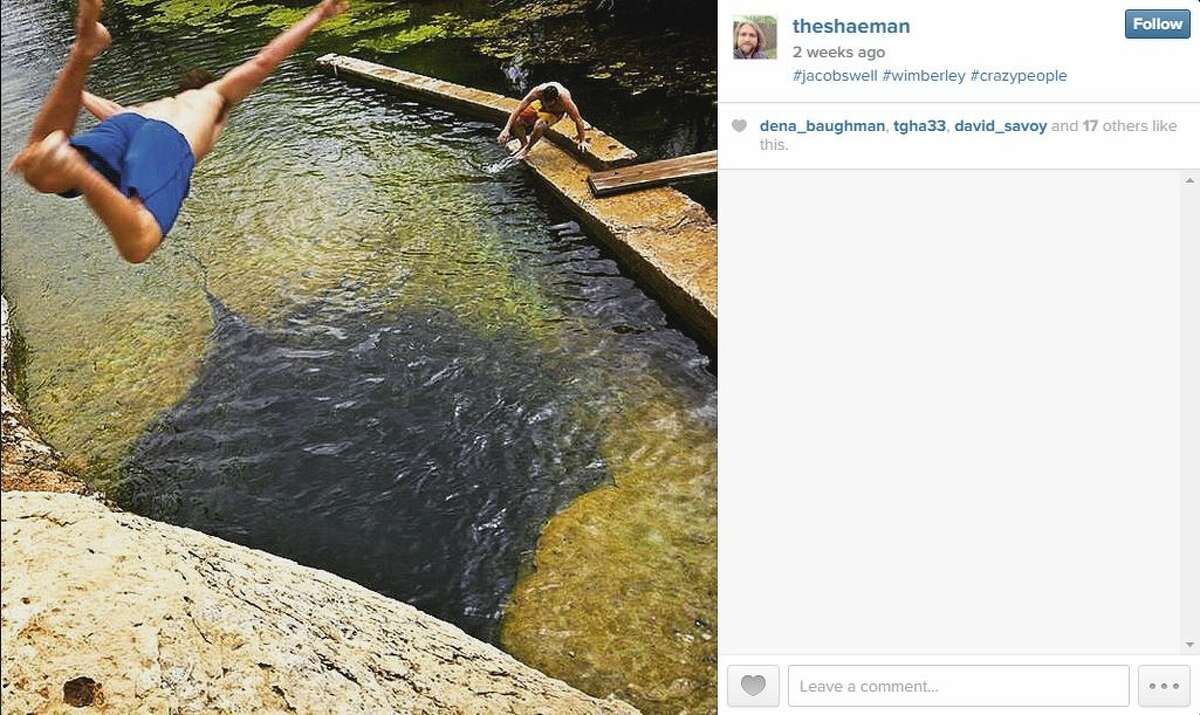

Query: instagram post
2 0 1197 713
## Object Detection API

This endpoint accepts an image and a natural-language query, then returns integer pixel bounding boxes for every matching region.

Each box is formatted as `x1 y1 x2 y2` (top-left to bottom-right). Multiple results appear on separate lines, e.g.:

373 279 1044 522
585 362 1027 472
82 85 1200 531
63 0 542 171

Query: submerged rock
1 296 636 713
1 491 638 714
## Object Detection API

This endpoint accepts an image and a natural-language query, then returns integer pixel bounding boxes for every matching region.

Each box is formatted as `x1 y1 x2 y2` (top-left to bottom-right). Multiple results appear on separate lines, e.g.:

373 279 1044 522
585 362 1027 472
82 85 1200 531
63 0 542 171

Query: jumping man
497 82 586 161
9 0 349 263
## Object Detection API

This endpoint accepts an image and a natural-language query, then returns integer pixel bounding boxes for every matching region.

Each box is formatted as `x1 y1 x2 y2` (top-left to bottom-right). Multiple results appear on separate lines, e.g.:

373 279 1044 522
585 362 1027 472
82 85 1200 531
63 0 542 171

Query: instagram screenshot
0 0 1193 713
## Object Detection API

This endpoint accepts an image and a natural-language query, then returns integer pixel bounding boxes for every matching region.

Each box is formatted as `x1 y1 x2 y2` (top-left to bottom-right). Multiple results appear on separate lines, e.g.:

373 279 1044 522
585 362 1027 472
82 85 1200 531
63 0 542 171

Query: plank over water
316 55 716 347
316 54 636 172
587 151 717 197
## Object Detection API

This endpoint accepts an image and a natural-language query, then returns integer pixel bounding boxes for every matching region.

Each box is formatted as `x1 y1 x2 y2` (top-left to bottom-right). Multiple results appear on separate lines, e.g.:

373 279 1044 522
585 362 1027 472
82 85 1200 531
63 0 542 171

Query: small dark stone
62 677 101 707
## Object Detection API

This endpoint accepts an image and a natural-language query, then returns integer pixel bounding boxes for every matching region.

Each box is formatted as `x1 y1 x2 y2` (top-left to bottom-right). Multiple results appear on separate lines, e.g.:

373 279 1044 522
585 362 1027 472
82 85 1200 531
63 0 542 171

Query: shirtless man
8 0 348 263
497 82 586 161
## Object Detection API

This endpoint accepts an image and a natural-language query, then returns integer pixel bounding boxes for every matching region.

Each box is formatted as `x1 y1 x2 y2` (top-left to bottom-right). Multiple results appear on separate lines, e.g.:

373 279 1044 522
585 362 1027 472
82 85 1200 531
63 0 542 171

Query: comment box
787 665 1129 707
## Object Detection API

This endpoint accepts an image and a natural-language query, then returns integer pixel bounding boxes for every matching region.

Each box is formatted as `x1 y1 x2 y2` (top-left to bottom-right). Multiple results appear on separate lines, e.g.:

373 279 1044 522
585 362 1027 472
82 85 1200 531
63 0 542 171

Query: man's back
134 88 225 160
536 81 572 112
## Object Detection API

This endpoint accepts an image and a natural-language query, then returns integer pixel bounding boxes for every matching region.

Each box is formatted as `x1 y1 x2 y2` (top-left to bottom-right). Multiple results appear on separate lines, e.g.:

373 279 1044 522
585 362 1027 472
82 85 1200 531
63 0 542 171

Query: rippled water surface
1 0 716 711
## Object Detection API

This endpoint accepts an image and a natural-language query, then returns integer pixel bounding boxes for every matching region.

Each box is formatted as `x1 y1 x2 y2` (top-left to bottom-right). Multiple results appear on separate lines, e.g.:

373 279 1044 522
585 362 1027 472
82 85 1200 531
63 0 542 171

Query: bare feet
76 0 101 34
316 0 349 20
14 131 88 193
74 0 110 57
509 139 530 161
78 22 112 56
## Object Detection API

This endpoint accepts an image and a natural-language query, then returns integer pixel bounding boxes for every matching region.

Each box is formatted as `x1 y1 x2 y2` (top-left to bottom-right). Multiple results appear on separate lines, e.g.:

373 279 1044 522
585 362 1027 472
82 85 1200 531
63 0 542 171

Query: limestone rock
1 491 638 713
1 296 636 713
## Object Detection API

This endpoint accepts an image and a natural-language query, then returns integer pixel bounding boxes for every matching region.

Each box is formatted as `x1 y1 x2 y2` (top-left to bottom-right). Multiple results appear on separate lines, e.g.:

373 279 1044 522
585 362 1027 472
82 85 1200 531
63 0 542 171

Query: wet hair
178 68 216 92
541 84 560 103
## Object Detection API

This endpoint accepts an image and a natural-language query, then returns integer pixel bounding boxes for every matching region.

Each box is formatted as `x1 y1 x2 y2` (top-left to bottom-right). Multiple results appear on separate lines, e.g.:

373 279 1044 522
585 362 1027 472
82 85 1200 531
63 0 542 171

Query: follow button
1125 9 1191 38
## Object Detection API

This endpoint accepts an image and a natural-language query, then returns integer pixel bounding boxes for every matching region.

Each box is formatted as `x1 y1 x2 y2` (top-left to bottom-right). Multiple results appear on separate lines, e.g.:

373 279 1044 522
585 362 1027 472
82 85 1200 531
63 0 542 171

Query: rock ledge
1 296 636 714
2 491 636 713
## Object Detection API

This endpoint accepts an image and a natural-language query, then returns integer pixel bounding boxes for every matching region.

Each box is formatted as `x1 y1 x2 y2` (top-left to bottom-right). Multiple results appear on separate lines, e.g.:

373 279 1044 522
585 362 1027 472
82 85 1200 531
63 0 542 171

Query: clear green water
1 0 716 711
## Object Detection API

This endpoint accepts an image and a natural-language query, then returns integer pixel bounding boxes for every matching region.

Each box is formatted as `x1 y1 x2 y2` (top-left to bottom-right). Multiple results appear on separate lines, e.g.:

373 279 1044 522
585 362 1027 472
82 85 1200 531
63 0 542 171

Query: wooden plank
314 54 715 347
587 151 716 197
316 54 637 172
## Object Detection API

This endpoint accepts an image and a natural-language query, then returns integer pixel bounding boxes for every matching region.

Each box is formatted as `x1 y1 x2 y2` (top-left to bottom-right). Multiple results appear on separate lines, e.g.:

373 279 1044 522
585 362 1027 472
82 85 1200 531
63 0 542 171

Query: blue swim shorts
62 112 195 237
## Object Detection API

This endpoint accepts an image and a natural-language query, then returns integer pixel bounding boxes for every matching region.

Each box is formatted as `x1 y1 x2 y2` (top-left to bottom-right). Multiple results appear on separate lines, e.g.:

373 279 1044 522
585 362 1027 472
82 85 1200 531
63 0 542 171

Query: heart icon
732 119 748 133
740 674 766 696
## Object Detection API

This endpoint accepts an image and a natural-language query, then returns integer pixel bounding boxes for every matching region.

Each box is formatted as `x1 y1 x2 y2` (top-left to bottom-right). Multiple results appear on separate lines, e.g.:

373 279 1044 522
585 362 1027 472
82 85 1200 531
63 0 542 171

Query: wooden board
315 55 715 347
587 151 717 197
316 54 637 172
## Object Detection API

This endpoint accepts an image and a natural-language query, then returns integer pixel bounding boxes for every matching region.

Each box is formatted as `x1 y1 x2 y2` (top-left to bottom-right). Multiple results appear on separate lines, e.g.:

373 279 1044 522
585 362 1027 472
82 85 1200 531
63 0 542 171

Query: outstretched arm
211 0 347 108
82 91 126 121
563 96 587 145
498 87 540 144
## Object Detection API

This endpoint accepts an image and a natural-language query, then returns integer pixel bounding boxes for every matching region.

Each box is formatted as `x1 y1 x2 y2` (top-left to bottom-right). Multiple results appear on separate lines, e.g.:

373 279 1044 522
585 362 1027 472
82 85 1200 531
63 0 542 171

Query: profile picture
733 16 777 59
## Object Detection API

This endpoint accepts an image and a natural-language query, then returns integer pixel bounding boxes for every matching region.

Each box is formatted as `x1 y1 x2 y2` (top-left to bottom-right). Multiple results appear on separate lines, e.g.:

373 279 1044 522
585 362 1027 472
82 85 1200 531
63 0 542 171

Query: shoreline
1 296 95 496
0 293 639 714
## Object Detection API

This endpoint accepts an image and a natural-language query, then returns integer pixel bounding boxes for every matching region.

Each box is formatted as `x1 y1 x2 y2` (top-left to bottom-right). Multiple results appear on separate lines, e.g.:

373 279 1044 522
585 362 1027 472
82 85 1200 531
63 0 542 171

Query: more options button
1125 9 1191 39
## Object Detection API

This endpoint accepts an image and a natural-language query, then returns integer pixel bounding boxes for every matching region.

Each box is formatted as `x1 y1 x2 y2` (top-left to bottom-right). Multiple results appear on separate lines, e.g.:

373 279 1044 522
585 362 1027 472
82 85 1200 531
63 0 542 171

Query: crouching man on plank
497 81 587 161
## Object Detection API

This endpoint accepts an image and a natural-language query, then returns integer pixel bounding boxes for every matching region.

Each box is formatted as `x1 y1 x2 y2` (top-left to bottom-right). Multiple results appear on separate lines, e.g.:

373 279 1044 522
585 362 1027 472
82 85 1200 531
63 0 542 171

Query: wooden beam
315 55 716 347
316 54 637 172
587 151 717 197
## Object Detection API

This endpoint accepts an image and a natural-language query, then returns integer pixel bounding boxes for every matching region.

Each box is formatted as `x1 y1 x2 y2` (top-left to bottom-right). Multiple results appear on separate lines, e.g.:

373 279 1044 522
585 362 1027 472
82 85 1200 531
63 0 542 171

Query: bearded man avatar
734 21 768 59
